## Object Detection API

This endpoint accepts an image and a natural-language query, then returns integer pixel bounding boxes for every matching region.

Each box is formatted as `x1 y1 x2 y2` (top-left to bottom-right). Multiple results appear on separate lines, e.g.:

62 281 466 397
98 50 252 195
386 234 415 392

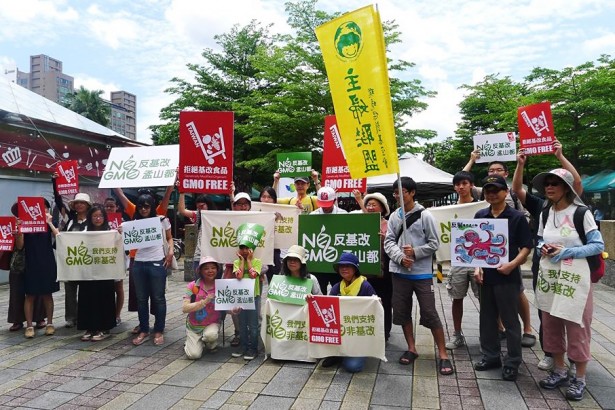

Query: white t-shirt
309 205 347 215
539 204 597 249
135 217 171 262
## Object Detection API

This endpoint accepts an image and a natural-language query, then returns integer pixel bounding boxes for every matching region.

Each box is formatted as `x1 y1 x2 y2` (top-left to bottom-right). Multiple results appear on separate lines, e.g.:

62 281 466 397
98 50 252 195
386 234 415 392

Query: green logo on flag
334 21 363 60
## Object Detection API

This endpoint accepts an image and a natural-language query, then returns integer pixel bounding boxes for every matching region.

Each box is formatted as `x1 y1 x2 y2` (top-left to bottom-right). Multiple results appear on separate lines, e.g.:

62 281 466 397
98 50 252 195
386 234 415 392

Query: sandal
438 358 455 375
399 351 419 365
35 321 47 329
131 325 141 335
9 323 24 332
230 334 240 347
153 333 164 346
132 333 149 346
521 333 536 347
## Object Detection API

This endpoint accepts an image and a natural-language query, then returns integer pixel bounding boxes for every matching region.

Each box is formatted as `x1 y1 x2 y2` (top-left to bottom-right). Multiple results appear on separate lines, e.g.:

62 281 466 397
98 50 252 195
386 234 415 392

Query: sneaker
24 326 35 339
116 317 122 326
231 351 243 358
44 324 55 336
539 371 569 390
538 356 554 371
243 351 257 360
566 378 586 401
445 332 466 350
568 362 577 379
91 331 110 341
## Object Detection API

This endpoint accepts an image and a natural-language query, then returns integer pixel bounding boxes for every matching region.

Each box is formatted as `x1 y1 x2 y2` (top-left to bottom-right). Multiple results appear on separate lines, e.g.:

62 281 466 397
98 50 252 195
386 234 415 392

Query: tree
63 86 110 126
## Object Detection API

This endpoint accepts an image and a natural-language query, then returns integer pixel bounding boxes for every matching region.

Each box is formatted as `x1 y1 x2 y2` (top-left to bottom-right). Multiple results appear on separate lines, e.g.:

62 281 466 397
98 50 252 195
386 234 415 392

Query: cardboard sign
0 216 16 251
451 219 509 268
55 160 79 195
268 275 313 305
308 295 341 345
214 278 256 310
251 202 301 249
277 152 312 178
322 116 366 192
517 102 555 155
178 111 234 194
17 197 47 233
473 133 517 163
121 217 164 251
107 212 123 230
99 145 179 188
299 213 381 274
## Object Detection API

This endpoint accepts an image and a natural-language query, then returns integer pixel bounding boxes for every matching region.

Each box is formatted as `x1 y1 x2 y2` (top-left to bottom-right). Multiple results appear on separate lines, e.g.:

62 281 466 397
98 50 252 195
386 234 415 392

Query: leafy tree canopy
63 85 110 127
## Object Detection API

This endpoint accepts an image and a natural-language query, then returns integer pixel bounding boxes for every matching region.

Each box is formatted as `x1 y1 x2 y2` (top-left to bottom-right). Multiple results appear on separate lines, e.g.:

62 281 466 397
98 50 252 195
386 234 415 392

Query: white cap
233 192 252 203
317 186 337 207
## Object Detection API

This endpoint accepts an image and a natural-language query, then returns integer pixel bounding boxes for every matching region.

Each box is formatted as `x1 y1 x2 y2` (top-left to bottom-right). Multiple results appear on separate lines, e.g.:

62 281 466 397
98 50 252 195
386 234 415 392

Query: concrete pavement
1 269 615 409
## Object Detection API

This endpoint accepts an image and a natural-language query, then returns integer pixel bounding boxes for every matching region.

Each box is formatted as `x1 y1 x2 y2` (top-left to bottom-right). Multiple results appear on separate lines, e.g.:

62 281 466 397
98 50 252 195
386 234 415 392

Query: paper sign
178 111 234 194
473 133 517 163
322 116 366 192
451 219 509 267
277 152 312 178
251 202 301 249
121 217 164 251
0 216 16 251
214 278 256 310
107 212 123 230
99 145 179 188
55 160 79 195
308 295 341 345
268 275 313 305
17 197 47 233
517 102 555 155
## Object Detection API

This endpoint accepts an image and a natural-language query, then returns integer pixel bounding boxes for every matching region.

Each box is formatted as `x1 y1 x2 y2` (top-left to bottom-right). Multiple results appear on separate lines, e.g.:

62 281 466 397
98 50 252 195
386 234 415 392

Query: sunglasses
544 180 562 187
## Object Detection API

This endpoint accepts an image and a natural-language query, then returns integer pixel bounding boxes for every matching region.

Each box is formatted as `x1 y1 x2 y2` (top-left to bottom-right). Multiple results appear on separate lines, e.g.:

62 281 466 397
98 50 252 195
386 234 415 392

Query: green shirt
233 258 262 296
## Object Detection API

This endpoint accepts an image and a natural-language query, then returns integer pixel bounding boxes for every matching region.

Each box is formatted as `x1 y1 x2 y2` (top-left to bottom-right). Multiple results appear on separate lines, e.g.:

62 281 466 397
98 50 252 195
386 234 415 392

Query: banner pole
396 173 407 240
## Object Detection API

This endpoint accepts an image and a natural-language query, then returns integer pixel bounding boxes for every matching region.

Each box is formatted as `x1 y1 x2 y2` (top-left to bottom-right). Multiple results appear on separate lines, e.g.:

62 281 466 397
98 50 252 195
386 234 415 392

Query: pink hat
198 256 218 270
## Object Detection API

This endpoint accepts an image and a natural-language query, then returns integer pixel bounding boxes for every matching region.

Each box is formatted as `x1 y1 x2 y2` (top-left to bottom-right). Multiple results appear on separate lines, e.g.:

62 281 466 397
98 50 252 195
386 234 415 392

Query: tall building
110 91 137 140
28 54 74 104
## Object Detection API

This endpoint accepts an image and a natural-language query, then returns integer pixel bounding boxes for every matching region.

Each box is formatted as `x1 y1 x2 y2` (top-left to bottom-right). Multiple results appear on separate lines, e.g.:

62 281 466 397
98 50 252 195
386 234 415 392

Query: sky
1 0 614 145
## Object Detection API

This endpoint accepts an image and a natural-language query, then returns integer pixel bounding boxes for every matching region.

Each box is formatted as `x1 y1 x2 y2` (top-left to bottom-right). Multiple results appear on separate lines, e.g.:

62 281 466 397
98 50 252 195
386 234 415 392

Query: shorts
446 266 479 300
391 275 442 330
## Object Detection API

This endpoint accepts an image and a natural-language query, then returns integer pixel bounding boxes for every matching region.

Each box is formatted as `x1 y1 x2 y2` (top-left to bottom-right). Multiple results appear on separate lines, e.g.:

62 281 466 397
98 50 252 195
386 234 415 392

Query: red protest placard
517 102 555 155
16 197 47 233
308 295 342 345
179 111 234 194
0 216 16 251
322 116 366 192
107 212 123 230
55 160 79 195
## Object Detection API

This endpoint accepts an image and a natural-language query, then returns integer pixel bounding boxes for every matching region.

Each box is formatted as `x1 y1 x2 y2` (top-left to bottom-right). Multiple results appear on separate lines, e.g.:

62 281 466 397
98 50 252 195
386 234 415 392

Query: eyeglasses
488 168 506 173
392 190 408 197
138 204 151 209
544 180 562 187
92 215 105 220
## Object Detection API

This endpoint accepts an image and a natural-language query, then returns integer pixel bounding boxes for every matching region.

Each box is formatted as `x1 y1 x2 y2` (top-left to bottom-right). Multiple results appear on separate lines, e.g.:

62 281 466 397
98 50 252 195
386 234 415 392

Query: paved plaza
1 268 615 410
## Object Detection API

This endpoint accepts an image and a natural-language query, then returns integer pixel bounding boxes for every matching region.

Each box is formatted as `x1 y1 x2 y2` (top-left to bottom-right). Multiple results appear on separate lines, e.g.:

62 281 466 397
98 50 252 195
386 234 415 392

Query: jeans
342 357 366 373
133 260 167 333
239 296 261 353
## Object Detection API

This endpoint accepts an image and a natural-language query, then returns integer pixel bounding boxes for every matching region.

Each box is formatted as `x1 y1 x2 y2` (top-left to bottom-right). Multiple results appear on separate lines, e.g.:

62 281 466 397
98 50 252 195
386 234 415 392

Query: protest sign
473 133 517 163
178 111 234 194
121 217 164 251
268 275 313 305
322 116 366 192
261 299 315 362
316 5 399 178
17 197 47 233
200 211 275 264
536 257 590 325
0 216 16 251
517 102 555 155
251 202 301 249
308 295 341 345
299 213 381 274
55 231 125 281
107 212 123 230
276 177 295 200
450 219 509 267
277 152 312 178
214 278 256 310
428 202 488 262
99 145 179 188
55 160 79 195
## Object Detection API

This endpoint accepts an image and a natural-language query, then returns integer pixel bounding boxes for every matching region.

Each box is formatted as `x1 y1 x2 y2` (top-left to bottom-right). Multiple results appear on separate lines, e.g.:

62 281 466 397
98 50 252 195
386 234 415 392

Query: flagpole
396 173 407 241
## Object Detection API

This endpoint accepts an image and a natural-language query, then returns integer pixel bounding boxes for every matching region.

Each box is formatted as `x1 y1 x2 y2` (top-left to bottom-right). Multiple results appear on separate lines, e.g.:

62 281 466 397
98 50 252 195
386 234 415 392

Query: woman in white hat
280 245 322 295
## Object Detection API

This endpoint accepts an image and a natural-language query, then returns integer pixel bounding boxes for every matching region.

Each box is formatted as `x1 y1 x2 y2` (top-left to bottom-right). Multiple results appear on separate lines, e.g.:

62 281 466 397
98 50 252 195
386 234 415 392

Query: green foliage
63 86 110 126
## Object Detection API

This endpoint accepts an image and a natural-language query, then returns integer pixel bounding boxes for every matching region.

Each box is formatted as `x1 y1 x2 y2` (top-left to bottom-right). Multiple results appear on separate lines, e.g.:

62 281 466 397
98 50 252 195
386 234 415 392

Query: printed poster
17 196 47 233
55 160 79 195
268 275 313 305
322 116 366 192
107 212 123 230
99 145 179 188
517 102 555 155
261 299 315 362
121 217 164 251
214 278 256 310
450 218 509 267
250 202 301 249
299 213 381 275
308 295 341 345
178 111 234 194
473 133 517 163
0 216 16 251
277 152 312 178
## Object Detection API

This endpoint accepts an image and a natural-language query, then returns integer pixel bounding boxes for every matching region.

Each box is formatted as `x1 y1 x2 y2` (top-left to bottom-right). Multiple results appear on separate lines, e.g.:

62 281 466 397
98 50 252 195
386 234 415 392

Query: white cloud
72 75 121 99
583 33 615 53
88 18 140 49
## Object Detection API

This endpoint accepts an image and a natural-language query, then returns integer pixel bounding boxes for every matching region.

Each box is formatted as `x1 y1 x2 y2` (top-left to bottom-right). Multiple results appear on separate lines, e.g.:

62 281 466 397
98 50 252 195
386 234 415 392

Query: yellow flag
316 5 399 178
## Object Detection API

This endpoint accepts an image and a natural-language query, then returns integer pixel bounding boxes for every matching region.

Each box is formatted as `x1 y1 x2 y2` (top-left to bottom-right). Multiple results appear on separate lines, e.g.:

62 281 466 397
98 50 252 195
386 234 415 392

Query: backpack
394 209 424 244
541 205 605 283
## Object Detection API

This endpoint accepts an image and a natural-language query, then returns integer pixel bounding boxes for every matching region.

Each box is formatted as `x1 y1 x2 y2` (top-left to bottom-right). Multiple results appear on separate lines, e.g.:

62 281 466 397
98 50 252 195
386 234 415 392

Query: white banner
450 218 509 268
473 132 517 163
214 279 256 310
200 211 275 264
121 217 164 251
250 202 301 249
99 145 179 188
261 298 315 362
428 201 487 262
56 231 125 281
535 257 591 325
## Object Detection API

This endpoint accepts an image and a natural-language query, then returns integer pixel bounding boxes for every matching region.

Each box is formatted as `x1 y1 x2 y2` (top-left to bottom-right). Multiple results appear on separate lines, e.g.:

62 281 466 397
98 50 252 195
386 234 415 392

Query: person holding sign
178 191 215 275
104 197 126 325
473 175 532 382
319 252 376 373
280 245 322 295
274 170 322 214
533 169 604 401
183 256 221 359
